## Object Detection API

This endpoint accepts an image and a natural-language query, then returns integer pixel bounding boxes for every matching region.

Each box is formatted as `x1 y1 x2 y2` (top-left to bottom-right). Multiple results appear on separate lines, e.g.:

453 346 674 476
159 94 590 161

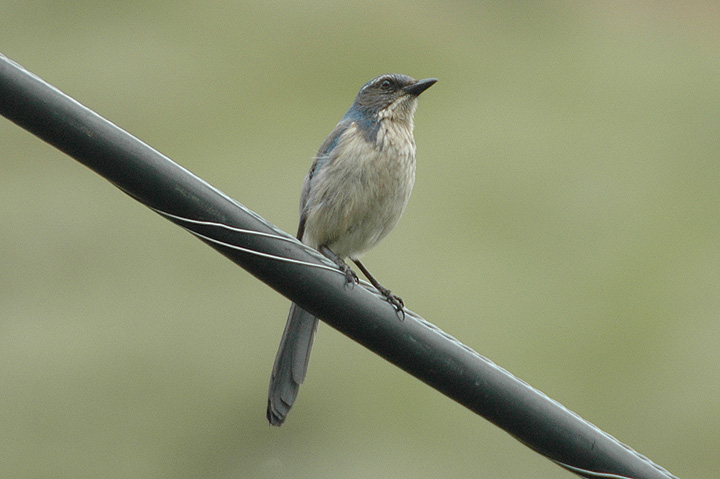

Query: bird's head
344 74 437 128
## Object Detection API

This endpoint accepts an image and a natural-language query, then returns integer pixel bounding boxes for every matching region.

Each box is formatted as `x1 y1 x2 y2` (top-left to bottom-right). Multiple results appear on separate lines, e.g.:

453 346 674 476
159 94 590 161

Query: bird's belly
302 144 415 259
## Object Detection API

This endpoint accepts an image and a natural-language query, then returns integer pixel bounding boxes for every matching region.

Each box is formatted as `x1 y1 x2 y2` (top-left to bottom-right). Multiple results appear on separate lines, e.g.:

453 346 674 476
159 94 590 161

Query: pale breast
301 122 416 259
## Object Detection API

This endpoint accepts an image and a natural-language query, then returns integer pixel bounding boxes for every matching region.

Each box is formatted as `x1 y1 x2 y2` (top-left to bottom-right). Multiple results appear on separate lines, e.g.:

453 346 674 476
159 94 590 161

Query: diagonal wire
0 52 678 479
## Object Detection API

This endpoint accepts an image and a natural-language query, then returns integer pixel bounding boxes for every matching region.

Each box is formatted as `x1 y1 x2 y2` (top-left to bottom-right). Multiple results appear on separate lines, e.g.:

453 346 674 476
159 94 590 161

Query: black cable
0 53 678 479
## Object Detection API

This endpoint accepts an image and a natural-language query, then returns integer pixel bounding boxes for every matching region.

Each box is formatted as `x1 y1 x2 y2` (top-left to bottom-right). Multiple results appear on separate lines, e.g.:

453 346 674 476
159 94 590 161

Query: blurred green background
1 1 718 478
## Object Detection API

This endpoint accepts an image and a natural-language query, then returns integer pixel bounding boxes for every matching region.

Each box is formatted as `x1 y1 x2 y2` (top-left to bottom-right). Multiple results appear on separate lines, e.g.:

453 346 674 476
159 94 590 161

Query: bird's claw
377 287 405 320
389 295 406 319
339 263 359 286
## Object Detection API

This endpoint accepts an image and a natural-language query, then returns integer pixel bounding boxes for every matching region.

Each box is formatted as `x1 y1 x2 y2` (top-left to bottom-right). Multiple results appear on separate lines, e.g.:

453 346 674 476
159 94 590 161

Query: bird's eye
380 79 393 90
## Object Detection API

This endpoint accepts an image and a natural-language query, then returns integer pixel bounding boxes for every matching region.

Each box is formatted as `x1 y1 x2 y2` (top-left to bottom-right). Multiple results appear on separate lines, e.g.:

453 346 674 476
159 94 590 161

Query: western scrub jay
267 73 436 426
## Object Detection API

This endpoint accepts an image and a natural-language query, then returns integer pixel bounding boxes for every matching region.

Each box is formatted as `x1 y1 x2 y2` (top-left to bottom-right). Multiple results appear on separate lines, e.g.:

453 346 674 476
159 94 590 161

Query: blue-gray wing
296 120 351 241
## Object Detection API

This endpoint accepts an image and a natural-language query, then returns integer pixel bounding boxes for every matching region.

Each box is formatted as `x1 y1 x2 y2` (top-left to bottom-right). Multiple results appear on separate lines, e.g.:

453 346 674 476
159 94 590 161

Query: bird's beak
404 78 438 96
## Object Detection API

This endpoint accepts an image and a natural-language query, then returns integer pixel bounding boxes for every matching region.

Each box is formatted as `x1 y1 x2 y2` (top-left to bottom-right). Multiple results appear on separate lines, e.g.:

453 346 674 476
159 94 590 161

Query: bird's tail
267 303 318 426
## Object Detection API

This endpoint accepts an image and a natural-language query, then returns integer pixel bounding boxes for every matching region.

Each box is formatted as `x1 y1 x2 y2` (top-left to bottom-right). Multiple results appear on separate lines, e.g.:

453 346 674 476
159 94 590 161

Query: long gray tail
267 303 318 426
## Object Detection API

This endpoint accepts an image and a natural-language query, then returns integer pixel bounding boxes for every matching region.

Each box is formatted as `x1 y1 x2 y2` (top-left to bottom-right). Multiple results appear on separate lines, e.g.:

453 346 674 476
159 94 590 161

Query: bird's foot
376 286 405 319
338 262 359 286
319 245 358 287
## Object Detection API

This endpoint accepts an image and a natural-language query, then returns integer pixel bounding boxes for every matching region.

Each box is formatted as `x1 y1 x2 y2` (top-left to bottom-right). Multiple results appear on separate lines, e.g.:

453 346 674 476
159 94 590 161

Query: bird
267 73 437 426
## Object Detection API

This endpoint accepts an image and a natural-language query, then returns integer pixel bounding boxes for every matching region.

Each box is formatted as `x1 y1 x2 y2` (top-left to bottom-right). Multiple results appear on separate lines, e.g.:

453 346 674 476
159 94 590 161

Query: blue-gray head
343 74 437 129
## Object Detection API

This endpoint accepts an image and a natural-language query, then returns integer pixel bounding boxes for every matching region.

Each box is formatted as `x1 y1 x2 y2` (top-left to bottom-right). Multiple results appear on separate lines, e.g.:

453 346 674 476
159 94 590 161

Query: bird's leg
352 259 405 318
319 245 358 285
